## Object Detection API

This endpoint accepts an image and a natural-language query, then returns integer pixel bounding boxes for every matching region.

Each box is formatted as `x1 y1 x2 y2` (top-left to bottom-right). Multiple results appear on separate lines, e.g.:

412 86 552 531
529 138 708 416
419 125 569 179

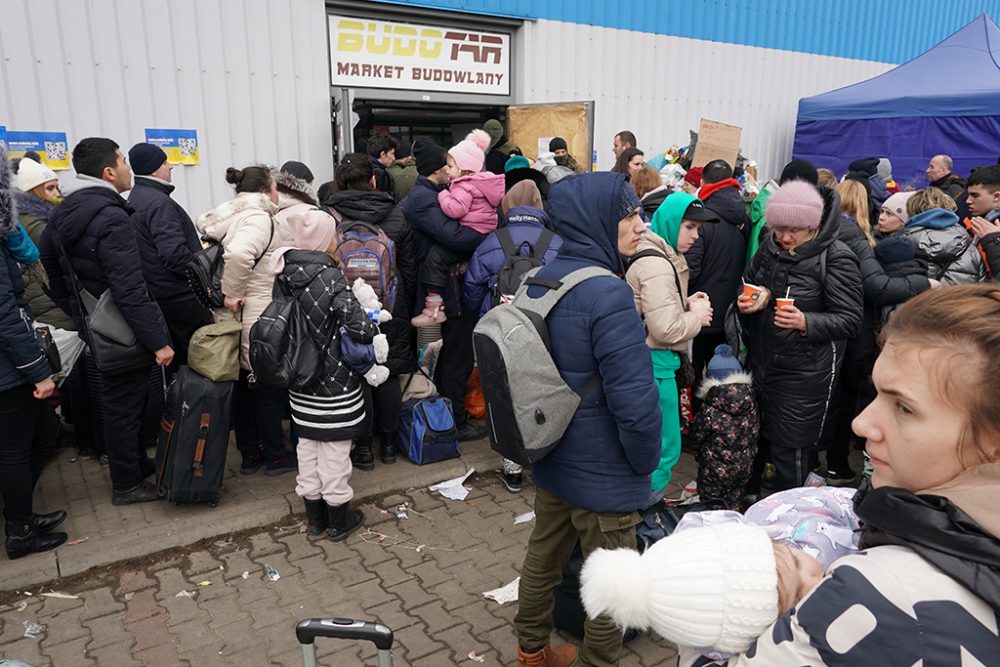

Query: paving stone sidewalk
0 455 698 667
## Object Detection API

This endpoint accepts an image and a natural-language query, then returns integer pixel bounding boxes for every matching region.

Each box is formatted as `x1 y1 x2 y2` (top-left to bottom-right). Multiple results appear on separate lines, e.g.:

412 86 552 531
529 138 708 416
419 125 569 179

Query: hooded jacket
387 158 418 201
687 184 749 333
526 173 662 513
899 208 985 285
273 171 320 236
640 186 670 220
276 250 377 441
0 241 53 393
700 179 750 239
625 194 703 353
195 192 281 368
463 205 562 318
128 176 202 304
740 187 863 451
679 462 1000 666
39 179 170 353
836 211 930 309
437 171 505 234
325 188 419 376
15 190 74 330
401 176 485 317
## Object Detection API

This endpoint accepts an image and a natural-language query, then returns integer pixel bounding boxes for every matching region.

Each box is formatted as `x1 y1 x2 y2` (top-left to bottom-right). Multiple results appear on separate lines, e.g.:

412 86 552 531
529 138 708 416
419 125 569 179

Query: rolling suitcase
155 365 233 505
296 617 393 666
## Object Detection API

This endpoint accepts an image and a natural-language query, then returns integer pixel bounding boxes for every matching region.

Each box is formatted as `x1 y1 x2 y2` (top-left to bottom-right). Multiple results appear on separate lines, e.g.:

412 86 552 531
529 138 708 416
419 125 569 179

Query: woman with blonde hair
897 186 984 285
836 180 876 248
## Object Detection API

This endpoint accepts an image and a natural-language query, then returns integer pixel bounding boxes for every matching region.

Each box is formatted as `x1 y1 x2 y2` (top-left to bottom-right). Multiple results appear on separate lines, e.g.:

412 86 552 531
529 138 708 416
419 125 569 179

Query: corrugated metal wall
0 0 333 218
515 20 893 176
374 0 1000 64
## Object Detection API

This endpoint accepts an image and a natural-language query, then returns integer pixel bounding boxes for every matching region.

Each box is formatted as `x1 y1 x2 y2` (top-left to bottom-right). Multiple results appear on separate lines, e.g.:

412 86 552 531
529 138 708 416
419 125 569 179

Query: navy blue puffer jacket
0 243 52 392
527 173 662 513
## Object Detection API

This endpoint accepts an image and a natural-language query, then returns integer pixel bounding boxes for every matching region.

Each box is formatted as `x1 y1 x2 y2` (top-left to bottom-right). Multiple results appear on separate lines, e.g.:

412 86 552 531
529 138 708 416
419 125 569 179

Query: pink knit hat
765 180 824 229
881 191 917 224
448 129 491 173
287 209 337 252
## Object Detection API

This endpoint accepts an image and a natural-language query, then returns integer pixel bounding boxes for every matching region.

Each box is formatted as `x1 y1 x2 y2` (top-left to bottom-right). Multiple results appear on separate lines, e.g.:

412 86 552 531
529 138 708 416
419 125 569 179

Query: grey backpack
472 266 613 465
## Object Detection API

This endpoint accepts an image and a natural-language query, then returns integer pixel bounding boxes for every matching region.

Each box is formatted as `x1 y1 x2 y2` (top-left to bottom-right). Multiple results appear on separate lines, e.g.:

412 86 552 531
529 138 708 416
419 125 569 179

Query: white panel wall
0 0 333 219
514 20 894 180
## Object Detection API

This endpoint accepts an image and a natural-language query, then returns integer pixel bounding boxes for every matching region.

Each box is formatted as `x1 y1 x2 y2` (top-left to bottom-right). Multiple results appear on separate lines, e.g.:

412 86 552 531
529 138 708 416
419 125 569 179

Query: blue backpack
398 396 460 465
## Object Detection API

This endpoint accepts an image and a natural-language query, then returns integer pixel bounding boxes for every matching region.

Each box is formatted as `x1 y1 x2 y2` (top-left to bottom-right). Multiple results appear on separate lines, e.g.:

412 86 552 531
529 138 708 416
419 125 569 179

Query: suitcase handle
296 618 393 667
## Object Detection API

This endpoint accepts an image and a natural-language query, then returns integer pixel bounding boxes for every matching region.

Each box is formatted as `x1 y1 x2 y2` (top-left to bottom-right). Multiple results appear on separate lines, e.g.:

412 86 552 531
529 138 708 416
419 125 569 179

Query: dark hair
225 165 273 194
612 147 644 174
367 133 398 159
615 131 637 148
335 153 375 192
24 150 41 163
966 165 1000 191
72 137 120 179
702 159 733 184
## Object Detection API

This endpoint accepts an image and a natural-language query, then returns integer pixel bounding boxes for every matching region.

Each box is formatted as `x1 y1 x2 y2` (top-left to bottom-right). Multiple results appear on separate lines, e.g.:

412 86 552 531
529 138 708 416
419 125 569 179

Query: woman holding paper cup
626 192 719 492
737 181 862 492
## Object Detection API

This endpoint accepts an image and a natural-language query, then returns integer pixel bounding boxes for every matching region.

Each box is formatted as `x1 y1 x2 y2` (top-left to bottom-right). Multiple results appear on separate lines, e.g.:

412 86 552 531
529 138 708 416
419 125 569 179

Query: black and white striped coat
278 249 376 441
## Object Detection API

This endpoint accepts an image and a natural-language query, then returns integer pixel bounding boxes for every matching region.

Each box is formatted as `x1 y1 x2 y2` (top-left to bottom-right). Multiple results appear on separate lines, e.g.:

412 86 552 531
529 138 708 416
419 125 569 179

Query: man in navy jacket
40 138 173 506
127 143 211 368
513 173 662 667
401 138 486 441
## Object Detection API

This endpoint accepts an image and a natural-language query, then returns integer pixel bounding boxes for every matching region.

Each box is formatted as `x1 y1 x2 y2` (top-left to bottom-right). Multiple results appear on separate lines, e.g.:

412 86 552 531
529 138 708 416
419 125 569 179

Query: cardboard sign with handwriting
692 118 741 169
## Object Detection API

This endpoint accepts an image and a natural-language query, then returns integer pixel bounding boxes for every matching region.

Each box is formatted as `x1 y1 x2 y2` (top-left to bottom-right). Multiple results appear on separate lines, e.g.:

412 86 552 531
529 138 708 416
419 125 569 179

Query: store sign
329 15 510 96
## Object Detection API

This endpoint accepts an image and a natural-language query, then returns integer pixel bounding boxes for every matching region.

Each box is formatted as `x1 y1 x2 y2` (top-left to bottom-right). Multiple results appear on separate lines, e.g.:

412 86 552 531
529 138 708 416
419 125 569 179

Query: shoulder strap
627 249 686 311
250 215 275 271
515 266 616 317
531 229 555 260
496 227 517 257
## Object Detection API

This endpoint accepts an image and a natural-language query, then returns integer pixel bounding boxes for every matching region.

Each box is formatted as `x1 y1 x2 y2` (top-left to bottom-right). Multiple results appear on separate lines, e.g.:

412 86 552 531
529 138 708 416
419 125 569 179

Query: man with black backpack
464 180 561 492
489 173 661 667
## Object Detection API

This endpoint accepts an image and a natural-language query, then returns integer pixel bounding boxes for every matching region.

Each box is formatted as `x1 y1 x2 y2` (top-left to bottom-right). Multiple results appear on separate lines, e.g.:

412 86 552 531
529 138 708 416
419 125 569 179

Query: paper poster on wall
6 131 71 170
145 129 199 165
691 119 741 169
0 126 6 149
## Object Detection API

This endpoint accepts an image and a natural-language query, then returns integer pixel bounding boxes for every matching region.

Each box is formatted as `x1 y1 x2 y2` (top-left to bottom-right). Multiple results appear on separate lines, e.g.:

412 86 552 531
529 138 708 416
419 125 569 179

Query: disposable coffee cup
742 283 764 303
776 297 795 311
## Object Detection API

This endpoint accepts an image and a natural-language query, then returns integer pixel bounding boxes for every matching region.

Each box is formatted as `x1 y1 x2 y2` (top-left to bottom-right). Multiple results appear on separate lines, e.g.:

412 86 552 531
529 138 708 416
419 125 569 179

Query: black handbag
59 243 162 375
185 237 225 309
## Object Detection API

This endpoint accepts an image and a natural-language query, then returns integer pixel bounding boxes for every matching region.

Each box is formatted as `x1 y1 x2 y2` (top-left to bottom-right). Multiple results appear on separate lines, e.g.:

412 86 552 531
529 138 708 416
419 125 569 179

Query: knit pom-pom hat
448 129 491 173
580 523 778 653
765 180 823 229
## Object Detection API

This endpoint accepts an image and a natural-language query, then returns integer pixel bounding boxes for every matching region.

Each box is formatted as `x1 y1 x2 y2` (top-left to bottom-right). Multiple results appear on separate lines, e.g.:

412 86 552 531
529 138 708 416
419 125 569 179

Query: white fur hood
695 370 753 400
196 192 277 240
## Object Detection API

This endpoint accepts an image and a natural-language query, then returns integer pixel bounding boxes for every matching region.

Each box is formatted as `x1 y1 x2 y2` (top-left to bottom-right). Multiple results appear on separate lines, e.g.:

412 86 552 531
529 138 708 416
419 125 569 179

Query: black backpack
248 274 329 390
490 228 554 308
185 218 274 309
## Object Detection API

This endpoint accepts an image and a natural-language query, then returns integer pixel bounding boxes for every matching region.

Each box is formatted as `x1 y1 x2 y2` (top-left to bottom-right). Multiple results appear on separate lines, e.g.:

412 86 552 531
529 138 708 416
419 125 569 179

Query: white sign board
329 15 511 96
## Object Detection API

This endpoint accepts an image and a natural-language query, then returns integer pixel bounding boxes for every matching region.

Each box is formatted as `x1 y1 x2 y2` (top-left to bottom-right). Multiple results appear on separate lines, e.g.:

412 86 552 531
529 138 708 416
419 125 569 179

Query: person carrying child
411 130 505 327
691 343 759 510
270 210 378 542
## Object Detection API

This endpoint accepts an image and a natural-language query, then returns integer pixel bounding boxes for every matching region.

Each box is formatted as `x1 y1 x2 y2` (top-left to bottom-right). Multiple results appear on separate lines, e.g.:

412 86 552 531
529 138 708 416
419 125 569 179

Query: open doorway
346 98 507 155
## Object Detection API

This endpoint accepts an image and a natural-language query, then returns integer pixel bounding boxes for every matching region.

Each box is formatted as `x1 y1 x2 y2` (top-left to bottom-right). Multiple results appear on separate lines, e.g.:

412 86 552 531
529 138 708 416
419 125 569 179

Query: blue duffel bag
398 396 461 465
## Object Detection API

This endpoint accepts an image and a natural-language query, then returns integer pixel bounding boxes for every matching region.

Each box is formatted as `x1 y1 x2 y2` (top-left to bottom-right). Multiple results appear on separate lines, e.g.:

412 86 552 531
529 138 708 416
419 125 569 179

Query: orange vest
962 217 995 279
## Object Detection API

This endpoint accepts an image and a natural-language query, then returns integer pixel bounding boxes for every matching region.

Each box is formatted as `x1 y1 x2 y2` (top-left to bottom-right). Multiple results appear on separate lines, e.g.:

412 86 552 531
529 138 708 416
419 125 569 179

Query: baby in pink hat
412 130 505 327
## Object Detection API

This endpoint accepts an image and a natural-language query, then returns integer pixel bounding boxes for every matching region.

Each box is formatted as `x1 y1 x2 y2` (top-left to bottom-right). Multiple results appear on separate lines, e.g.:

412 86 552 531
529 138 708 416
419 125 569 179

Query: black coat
931 173 967 202
369 156 395 199
982 231 1000 280
128 177 202 304
39 183 170 353
686 214 748 334
0 244 52 393
740 187 863 451
325 189 418 376
702 183 750 241
640 187 669 220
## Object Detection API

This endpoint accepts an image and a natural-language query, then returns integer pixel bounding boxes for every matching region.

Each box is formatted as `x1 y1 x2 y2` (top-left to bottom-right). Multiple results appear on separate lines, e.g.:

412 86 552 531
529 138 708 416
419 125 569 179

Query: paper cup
776 297 795 311
742 283 763 303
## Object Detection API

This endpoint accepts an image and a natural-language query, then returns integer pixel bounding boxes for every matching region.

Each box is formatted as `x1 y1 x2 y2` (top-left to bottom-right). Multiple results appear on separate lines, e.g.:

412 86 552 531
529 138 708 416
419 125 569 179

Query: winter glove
373 333 389 364
364 365 390 387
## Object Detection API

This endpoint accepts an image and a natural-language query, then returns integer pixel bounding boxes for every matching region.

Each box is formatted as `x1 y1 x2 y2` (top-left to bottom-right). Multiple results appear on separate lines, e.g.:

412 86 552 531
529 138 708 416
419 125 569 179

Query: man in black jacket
926 154 966 204
687 159 748 385
127 143 211 368
40 138 173 506
367 133 397 198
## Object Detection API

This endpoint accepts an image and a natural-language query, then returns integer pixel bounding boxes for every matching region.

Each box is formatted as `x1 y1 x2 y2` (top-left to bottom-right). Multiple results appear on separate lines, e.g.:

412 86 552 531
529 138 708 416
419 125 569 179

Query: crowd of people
0 121 997 667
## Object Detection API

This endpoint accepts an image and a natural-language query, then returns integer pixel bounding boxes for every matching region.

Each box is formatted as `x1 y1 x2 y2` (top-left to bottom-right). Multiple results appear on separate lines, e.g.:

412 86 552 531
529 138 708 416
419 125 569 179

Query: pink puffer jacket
437 171 505 234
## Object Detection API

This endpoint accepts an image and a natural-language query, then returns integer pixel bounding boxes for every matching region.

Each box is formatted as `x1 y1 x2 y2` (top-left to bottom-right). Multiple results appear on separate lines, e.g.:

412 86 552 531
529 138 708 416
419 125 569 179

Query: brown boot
517 643 578 667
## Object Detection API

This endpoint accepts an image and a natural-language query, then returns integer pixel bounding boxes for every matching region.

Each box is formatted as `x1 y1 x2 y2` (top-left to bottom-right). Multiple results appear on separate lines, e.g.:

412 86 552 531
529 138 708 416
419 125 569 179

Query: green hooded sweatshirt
650 191 701 252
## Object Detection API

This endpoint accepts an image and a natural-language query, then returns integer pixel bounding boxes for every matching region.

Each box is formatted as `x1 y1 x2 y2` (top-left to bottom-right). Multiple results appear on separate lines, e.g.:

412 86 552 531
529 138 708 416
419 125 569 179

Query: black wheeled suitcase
296 618 394 666
155 365 233 504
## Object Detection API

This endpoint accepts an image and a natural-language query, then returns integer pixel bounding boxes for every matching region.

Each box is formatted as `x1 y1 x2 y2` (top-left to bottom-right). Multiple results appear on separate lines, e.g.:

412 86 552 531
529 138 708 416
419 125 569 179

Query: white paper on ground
482 577 520 605
428 468 475 501
514 511 535 525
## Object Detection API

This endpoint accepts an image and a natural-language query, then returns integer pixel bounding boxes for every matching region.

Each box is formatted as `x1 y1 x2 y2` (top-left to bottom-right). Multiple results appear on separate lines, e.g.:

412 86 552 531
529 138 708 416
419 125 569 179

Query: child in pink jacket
412 129 506 326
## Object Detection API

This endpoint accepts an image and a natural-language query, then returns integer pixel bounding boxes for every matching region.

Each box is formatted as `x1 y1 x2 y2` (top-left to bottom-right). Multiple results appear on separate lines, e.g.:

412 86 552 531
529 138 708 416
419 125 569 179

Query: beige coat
196 192 281 369
625 232 702 352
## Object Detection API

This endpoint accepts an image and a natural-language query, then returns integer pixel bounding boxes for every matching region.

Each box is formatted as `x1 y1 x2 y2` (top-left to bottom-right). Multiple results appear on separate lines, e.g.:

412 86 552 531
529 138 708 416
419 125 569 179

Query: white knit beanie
15 158 58 193
580 523 778 653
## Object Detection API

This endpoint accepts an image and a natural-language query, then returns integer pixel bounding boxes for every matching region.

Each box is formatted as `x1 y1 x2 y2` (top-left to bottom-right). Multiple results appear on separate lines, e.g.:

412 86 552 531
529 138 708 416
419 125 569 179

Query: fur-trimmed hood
0 145 16 237
274 170 318 207
196 192 277 240
13 189 56 221
696 370 753 400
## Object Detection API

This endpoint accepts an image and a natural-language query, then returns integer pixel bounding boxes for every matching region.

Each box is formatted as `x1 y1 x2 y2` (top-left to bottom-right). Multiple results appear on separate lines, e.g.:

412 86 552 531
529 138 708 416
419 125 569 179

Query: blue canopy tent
793 14 1000 189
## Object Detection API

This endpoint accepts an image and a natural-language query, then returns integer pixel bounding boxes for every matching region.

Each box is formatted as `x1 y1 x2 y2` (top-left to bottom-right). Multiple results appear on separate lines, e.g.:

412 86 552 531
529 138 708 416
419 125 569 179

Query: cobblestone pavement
0 455 698 666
